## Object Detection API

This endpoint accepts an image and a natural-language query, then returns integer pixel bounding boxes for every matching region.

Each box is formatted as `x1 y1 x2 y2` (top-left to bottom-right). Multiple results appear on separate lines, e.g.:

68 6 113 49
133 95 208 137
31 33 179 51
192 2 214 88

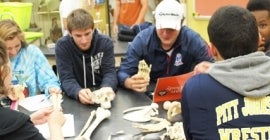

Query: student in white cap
117 0 214 94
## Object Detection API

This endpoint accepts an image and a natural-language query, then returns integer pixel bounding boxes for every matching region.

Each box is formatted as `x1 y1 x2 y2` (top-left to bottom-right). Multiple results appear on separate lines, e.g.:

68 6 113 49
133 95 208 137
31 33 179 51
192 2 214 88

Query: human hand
130 24 135 30
193 61 212 74
124 74 150 93
130 22 141 30
49 87 62 94
48 109 66 140
113 24 118 34
7 84 25 101
30 107 54 125
78 88 94 105
48 109 66 127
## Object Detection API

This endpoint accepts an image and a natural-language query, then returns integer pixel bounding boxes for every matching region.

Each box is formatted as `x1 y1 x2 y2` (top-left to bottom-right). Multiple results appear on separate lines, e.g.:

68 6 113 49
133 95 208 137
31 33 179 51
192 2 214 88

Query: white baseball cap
154 0 184 30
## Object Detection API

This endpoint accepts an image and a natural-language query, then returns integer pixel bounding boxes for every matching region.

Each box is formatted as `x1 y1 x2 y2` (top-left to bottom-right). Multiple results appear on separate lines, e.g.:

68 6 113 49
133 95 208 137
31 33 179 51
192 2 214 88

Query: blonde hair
0 19 28 48
0 38 10 96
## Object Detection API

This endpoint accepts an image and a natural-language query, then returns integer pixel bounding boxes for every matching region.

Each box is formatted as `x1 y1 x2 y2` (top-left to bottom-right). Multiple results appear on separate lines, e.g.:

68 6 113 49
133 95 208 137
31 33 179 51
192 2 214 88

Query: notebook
153 72 194 103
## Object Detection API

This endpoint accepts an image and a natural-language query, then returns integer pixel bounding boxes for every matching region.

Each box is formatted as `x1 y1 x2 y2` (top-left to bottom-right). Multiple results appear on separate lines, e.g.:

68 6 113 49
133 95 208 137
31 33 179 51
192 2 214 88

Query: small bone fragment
161 122 186 140
163 101 181 121
50 94 63 110
132 117 171 132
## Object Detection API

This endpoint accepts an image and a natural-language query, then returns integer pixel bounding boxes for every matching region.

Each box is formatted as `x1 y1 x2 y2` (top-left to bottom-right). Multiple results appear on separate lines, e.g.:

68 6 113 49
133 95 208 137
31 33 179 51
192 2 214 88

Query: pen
40 95 51 103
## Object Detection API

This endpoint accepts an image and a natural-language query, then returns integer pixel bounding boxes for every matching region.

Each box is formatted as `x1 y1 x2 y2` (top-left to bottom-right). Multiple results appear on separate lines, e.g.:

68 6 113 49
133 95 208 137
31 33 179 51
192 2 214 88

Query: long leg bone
77 110 96 137
76 107 111 140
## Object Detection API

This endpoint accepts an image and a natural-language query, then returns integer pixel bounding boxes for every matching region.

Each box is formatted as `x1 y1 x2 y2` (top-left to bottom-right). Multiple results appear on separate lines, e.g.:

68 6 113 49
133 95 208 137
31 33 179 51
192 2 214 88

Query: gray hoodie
208 52 270 97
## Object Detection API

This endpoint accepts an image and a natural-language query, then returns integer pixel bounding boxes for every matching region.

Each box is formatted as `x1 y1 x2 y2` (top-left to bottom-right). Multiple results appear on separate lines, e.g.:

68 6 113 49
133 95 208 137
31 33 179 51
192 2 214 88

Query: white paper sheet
18 94 52 112
35 114 75 139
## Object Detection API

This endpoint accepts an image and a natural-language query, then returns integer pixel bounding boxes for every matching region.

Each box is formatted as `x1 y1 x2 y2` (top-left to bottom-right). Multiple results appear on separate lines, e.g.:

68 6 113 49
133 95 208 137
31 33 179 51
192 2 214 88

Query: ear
210 43 224 61
209 43 222 61
209 43 217 57
68 31 72 37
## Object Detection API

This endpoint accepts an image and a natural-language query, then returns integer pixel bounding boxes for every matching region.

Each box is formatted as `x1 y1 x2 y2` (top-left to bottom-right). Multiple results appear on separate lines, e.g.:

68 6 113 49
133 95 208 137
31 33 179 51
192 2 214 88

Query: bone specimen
77 111 96 137
75 107 111 140
163 101 181 121
123 103 159 122
50 94 63 110
89 87 115 109
137 60 152 80
132 117 171 132
161 122 186 140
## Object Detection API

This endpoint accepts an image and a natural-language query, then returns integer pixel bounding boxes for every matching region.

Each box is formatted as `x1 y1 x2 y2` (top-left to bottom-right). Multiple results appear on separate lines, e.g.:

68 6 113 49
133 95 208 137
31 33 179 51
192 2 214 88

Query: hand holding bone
7 84 25 101
124 60 152 93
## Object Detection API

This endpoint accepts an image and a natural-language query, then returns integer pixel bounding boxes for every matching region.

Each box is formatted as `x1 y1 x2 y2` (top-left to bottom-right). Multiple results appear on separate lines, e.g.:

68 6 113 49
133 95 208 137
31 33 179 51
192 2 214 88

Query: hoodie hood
208 52 270 97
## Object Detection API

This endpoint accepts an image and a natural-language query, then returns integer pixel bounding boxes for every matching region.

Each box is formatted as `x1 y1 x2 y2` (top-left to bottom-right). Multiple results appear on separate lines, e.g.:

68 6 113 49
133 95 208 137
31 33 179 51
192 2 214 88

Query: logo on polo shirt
174 53 183 66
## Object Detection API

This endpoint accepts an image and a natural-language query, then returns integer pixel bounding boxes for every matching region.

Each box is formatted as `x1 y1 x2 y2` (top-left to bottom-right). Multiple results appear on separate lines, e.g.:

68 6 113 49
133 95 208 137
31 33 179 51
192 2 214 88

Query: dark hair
207 5 258 59
67 8 94 33
247 0 270 16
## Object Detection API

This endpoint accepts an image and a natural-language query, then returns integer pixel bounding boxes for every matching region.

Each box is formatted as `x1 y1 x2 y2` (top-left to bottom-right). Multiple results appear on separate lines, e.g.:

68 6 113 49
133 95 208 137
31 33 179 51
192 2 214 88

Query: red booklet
153 72 194 103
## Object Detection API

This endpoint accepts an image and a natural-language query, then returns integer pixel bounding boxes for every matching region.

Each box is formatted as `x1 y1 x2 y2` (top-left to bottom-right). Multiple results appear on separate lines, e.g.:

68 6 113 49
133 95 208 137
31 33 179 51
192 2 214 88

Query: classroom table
63 87 167 140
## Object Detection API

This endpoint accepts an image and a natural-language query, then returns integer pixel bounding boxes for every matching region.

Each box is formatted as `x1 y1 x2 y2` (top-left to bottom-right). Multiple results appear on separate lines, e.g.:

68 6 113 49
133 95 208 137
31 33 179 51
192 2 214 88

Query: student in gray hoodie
55 9 117 105
182 6 270 140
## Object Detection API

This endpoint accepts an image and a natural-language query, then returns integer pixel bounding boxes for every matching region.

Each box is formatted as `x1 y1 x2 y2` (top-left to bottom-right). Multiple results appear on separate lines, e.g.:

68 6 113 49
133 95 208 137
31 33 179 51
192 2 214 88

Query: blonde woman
0 39 65 140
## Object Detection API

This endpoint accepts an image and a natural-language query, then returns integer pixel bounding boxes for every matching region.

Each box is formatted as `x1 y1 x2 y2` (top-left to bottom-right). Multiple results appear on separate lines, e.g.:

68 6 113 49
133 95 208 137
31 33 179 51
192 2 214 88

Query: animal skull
89 87 115 109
